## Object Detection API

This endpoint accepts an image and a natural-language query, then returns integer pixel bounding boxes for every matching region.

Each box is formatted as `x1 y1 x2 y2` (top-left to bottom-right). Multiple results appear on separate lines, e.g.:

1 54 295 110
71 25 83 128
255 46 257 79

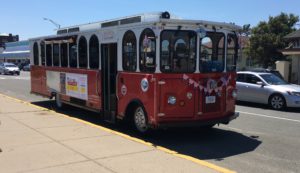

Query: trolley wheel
133 106 149 134
269 94 286 110
55 93 63 108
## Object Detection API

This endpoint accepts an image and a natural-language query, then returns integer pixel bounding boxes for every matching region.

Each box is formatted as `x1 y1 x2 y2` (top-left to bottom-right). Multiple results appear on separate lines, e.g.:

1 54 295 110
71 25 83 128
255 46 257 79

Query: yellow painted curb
0 93 236 173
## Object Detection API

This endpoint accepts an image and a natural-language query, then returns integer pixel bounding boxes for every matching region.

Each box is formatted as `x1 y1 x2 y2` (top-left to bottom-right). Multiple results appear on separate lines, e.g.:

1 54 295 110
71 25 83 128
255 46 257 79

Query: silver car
237 71 300 110
23 64 31 71
0 63 20 75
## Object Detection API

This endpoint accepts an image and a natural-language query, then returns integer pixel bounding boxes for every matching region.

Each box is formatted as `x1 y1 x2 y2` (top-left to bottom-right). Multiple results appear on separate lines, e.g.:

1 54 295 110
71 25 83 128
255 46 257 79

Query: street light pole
43 17 61 29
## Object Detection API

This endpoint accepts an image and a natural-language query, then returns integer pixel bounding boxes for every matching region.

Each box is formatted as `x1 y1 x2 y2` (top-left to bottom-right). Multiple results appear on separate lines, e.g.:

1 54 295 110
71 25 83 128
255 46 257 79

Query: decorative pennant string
182 74 232 94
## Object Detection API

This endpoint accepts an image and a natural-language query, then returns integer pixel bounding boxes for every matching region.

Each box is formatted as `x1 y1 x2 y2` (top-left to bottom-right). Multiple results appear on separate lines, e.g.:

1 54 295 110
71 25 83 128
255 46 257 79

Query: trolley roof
30 12 241 41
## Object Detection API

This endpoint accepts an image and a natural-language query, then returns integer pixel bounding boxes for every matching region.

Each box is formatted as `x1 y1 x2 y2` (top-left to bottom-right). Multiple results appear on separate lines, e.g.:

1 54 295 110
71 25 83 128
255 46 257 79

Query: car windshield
259 74 288 85
5 64 17 67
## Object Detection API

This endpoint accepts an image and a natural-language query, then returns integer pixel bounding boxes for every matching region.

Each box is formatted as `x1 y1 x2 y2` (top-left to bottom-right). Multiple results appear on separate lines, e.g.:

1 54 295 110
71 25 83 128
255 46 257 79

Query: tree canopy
248 13 299 68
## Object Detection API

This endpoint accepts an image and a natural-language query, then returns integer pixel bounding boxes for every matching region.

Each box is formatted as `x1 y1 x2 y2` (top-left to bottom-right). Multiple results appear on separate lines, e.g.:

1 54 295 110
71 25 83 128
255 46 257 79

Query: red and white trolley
30 12 240 133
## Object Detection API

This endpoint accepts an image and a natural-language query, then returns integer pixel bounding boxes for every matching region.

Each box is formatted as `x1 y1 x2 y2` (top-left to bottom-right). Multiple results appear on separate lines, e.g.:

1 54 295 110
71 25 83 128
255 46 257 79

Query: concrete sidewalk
0 94 231 173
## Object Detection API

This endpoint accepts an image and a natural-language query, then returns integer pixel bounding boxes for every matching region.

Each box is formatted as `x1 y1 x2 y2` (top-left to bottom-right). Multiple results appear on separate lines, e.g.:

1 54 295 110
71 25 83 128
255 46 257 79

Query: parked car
236 71 300 110
0 63 20 75
23 64 31 71
17 61 30 71
243 68 284 79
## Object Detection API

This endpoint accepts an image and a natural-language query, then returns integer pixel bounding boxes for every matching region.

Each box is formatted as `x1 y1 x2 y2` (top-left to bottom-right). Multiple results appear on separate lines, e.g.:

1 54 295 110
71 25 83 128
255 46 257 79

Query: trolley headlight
232 90 237 98
168 96 176 105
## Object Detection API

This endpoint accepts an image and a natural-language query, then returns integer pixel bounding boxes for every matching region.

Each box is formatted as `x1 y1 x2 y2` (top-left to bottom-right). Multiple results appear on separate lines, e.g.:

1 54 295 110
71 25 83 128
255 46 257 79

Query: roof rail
57 12 174 34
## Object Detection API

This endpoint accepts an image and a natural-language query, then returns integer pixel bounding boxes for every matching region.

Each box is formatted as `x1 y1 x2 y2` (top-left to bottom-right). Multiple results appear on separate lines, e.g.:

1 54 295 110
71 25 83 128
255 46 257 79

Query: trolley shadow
32 100 261 161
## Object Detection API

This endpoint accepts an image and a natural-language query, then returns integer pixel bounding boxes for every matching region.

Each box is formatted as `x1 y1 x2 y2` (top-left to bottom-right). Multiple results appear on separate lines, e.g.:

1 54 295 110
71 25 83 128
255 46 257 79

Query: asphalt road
0 72 299 173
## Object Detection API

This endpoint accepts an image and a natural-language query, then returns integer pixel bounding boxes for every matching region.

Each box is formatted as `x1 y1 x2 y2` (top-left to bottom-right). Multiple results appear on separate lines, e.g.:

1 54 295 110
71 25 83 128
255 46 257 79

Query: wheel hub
134 107 148 132
271 96 283 109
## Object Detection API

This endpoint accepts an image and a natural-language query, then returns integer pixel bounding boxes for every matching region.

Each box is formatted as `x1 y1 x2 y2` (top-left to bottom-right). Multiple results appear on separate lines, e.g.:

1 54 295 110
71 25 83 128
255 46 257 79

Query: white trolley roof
30 12 241 40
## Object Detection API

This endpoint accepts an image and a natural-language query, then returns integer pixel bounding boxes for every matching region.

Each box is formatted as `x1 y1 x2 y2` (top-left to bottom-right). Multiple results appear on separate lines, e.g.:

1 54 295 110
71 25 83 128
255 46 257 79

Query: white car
0 63 20 75
237 71 300 110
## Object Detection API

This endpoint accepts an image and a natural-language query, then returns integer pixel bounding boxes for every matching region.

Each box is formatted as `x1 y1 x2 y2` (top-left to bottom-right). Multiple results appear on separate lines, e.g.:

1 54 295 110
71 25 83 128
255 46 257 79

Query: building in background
237 35 250 70
0 41 30 65
280 30 300 84
0 33 19 53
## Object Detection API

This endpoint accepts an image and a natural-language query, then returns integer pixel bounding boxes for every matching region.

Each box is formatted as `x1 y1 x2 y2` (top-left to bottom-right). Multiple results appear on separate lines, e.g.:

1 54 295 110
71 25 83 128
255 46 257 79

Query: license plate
205 96 216 104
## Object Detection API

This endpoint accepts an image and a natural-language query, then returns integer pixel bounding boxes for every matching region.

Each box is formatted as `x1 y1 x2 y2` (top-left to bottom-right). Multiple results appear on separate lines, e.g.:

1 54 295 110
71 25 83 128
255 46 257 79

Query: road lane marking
0 77 30 80
0 93 236 173
238 111 300 123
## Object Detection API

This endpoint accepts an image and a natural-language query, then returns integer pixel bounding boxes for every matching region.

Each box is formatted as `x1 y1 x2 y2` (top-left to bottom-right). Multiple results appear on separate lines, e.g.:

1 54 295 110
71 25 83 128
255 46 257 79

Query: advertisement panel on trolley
65 73 88 100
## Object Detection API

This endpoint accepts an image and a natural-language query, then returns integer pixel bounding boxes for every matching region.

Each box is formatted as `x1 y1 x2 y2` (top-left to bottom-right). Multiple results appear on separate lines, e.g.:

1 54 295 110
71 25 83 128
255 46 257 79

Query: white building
280 30 300 84
0 40 30 63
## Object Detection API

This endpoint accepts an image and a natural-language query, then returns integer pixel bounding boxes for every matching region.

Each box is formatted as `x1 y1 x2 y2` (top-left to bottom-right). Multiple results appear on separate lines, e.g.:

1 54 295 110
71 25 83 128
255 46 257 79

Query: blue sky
1 0 299 40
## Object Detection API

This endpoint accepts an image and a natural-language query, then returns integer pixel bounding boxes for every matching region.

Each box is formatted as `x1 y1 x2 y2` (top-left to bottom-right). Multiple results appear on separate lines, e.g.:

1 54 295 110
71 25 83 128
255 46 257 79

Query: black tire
55 93 63 108
269 94 286 110
133 105 149 134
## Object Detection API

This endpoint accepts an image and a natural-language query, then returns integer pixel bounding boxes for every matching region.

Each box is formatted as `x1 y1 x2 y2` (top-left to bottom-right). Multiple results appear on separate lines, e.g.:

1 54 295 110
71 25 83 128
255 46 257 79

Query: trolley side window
139 28 156 72
46 44 52 66
33 42 39 65
89 35 99 69
53 44 59 66
40 42 45 66
199 32 225 73
60 43 68 67
122 30 137 72
227 34 238 72
160 30 196 73
78 36 87 68
69 41 77 68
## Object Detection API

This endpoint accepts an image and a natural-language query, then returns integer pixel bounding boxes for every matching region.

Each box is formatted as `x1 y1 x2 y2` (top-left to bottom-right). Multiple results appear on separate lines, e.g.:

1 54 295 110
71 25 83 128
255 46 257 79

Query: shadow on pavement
236 101 300 113
32 100 262 161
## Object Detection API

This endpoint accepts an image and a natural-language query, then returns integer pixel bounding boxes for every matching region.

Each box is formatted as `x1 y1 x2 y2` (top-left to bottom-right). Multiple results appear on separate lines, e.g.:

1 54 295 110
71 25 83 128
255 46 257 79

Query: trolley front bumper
157 112 239 128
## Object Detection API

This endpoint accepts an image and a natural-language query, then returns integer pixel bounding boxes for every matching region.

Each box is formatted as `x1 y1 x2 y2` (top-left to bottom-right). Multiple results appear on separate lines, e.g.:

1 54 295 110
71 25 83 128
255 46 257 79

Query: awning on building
279 48 300 56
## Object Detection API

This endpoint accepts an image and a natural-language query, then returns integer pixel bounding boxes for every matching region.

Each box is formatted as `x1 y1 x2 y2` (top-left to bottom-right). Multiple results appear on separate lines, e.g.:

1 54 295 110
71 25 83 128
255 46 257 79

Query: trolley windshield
160 30 197 73
199 32 225 73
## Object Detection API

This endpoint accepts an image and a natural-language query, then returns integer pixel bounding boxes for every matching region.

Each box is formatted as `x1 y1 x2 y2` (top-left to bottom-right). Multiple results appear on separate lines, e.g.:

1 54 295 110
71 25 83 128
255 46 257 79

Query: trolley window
199 32 225 73
78 36 87 68
160 30 196 73
33 42 39 65
227 34 238 72
60 43 68 67
53 44 59 66
89 35 99 69
40 42 45 66
122 30 137 71
139 28 156 72
46 44 52 66
69 42 77 68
